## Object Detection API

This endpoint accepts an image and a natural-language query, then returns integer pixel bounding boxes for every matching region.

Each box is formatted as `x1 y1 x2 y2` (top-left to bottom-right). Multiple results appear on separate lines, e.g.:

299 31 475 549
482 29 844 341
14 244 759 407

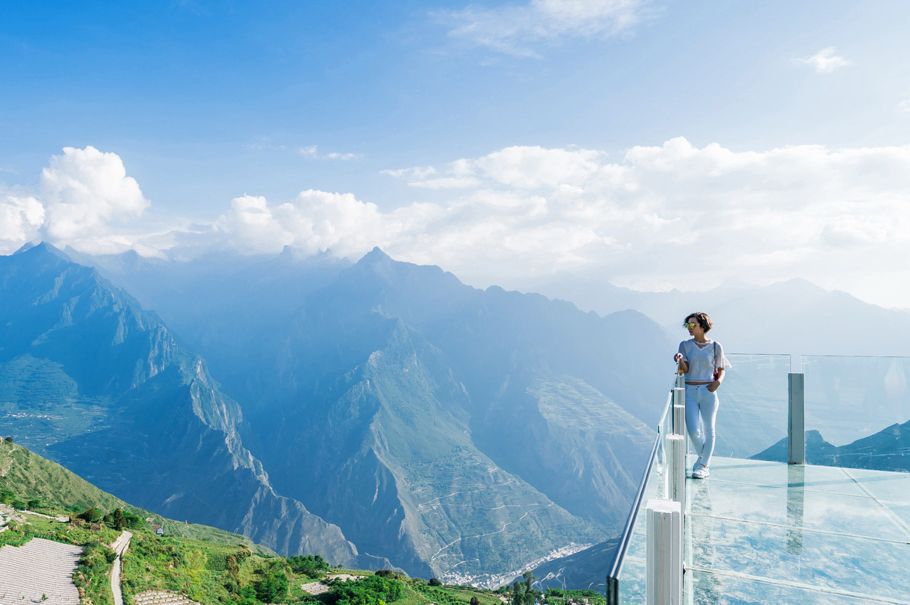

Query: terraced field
0 537 82 604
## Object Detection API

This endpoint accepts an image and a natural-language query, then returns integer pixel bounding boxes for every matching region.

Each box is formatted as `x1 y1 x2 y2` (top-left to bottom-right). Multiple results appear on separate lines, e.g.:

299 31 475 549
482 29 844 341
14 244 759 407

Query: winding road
109 530 133 605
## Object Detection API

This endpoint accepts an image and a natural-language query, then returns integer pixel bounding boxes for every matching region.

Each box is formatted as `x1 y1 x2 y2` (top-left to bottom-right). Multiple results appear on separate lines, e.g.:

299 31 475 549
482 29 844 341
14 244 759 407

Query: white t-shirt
678 339 731 382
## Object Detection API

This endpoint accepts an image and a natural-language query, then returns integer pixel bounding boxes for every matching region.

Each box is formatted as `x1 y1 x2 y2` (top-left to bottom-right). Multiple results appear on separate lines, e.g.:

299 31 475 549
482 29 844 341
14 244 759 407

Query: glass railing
605 381 675 604
605 351 910 605
713 353 792 459
803 354 910 472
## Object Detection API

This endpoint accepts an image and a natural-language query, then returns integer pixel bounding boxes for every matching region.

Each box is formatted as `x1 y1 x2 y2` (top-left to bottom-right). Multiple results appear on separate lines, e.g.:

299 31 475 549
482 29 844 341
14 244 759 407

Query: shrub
254 561 289 602
375 569 406 580
288 554 330 577
331 575 402 605
428 578 442 587
78 507 104 523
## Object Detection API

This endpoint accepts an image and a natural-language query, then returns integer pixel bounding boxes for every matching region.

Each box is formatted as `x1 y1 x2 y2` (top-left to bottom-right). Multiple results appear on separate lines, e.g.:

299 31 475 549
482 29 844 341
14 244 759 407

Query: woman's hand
673 353 688 375
707 381 720 393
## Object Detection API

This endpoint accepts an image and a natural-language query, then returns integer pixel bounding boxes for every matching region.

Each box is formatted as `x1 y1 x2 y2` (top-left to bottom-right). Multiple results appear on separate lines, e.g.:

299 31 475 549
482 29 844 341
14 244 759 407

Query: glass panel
712 353 791 459
609 390 672 603
803 354 910 471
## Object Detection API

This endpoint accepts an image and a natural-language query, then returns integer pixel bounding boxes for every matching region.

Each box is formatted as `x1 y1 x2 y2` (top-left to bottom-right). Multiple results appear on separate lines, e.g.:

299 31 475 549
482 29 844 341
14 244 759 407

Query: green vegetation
330 574 402 605
543 588 606 605
0 439 503 605
289 554 331 577
0 436 125 513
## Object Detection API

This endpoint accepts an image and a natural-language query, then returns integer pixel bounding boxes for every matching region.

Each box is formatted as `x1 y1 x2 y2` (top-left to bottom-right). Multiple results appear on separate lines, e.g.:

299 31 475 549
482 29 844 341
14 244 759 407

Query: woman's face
685 317 705 338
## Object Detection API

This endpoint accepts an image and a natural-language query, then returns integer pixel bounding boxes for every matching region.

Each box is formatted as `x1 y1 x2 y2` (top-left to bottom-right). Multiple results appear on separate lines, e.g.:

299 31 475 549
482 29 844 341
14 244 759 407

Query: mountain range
1 243 672 584
0 243 358 565
7 241 907 586
754 422 910 472
530 274 910 357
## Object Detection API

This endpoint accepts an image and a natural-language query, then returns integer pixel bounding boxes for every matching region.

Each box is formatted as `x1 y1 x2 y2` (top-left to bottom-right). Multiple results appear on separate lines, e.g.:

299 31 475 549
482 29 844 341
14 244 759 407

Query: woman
673 312 730 479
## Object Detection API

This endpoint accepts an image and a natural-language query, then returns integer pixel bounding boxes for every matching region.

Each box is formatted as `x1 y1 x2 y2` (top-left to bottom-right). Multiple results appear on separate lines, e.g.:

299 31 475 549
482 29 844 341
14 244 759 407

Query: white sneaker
692 467 710 479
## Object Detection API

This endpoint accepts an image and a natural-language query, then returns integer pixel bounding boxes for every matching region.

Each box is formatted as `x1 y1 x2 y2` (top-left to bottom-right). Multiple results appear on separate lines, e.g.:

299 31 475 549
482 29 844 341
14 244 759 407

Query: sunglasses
683 321 698 328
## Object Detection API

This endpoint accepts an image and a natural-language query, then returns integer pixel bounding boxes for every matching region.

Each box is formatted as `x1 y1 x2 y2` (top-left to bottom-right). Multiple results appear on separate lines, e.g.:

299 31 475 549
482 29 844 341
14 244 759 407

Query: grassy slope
0 439 501 605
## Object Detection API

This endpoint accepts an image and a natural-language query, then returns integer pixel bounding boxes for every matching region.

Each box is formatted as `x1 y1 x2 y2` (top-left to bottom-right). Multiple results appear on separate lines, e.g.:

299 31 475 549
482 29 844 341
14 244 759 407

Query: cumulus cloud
41 146 149 241
0 146 149 254
380 138 910 297
438 0 648 57
214 190 393 258
5 139 910 308
797 47 851 73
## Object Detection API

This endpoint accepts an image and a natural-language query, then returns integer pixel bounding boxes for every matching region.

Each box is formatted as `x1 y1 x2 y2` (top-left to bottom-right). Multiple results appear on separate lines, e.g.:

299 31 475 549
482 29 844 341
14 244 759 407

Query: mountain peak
11 241 70 261
360 246 392 264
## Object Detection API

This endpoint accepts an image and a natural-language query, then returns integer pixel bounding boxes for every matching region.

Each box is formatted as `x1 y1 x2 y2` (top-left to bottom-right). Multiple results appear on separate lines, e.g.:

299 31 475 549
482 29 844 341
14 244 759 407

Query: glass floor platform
621 457 910 604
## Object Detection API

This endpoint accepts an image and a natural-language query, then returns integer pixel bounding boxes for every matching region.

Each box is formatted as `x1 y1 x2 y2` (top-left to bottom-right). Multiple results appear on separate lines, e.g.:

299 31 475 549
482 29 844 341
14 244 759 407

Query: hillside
0 439 521 605
0 243 357 564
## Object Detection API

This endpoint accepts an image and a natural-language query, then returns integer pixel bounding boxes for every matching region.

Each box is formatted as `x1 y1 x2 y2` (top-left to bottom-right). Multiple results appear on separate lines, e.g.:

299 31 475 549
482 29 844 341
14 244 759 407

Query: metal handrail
605 387 673 604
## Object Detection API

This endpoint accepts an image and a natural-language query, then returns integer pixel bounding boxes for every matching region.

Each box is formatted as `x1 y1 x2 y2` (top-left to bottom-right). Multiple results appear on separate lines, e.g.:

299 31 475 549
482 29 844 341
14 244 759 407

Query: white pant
684 384 719 469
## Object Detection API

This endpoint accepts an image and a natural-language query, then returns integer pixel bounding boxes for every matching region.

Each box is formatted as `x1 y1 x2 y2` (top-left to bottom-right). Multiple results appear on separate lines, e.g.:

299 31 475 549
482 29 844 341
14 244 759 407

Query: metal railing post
672 387 686 437
666 434 686 513
646 499 683 605
788 372 805 465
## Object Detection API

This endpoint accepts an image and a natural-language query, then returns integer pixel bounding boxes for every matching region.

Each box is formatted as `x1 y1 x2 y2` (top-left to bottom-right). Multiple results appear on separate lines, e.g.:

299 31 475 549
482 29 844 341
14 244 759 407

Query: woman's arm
674 343 688 374
708 368 724 392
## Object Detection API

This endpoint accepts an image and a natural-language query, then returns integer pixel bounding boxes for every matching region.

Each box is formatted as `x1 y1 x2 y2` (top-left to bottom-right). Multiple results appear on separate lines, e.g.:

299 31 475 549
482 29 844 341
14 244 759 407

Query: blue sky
2 1 910 306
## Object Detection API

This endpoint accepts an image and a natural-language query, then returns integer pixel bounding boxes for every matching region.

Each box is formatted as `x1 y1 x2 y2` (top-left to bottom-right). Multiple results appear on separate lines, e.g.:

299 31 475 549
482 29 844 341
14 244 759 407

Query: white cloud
438 0 648 57
0 146 150 255
380 138 910 300
898 96 910 114
40 146 149 242
5 139 910 308
297 145 361 161
214 190 393 258
0 194 45 251
797 47 851 73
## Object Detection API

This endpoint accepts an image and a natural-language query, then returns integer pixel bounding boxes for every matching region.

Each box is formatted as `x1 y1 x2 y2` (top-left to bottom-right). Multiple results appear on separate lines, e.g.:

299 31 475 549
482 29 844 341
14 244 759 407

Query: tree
288 554 330 577
104 508 128 529
331 575 402 605
254 562 289 602
78 507 104 523
511 582 522 605
470 597 480 605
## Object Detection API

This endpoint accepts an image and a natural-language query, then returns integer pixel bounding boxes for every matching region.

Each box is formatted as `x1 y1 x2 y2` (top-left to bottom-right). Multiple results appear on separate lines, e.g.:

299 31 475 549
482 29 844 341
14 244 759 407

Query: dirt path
109 530 132 605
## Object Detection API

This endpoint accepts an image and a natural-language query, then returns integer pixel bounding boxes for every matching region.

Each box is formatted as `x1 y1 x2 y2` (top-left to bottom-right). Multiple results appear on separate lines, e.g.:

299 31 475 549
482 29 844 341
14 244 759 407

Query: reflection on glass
786 464 805 554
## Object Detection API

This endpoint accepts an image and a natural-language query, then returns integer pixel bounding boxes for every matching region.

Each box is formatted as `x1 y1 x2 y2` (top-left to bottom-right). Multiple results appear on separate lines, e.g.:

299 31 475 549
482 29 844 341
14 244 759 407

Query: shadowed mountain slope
84 246 671 582
0 243 358 564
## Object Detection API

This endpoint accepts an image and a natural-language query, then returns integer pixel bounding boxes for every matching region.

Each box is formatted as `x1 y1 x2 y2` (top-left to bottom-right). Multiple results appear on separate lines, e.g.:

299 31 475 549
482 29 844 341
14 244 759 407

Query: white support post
672 388 686 437
666 434 686 514
646 499 683 605
788 373 805 465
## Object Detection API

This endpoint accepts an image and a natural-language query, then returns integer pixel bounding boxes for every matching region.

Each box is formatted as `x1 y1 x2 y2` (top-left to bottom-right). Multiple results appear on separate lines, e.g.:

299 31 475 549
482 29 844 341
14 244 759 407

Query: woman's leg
684 384 703 459
696 389 720 469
